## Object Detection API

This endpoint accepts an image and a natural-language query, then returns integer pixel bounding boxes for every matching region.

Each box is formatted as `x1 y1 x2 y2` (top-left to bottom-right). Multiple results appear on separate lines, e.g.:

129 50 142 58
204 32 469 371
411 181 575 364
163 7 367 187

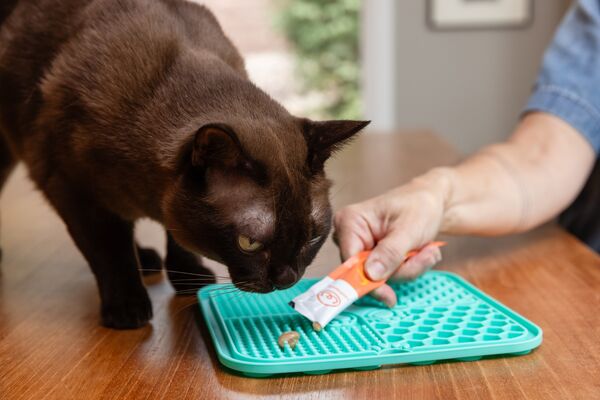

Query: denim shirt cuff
523 85 600 153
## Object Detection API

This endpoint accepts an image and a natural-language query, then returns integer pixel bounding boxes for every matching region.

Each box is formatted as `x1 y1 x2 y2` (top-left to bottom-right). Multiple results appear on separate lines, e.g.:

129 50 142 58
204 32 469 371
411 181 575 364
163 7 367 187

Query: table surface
1 132 599 399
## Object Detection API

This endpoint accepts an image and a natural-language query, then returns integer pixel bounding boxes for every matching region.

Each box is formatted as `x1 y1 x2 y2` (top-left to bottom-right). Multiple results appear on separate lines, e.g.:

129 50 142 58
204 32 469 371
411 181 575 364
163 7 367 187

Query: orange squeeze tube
290 241 446 330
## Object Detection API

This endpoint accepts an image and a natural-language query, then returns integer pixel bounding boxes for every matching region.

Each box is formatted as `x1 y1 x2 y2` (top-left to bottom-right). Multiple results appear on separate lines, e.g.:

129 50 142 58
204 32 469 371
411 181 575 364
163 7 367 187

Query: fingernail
384 298 396 308
366 261 386 281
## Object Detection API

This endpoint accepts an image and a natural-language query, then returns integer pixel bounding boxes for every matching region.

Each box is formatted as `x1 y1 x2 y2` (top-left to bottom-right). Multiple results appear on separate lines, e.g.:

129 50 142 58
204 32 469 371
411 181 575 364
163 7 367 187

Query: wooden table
1 132 599 399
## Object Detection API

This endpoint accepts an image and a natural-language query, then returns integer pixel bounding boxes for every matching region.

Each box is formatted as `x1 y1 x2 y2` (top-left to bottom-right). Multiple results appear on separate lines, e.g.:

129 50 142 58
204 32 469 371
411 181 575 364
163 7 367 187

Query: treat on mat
277 331 300 350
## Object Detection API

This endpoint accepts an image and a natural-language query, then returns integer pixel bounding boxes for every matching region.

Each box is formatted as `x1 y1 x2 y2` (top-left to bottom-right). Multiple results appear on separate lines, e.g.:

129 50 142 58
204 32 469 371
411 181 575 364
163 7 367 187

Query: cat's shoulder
155 0 247 77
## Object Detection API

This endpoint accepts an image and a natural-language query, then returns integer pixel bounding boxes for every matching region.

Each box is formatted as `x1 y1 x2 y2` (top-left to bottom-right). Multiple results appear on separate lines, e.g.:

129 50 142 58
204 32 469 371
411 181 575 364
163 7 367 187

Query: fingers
364 230 412 281
390 244 442 282
370 284 397 308
334 228 363 262
333 206 374 261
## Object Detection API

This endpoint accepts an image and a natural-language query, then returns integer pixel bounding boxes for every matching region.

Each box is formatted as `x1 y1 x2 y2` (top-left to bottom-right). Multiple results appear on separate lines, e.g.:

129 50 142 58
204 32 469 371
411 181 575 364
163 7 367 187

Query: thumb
365 231 411 281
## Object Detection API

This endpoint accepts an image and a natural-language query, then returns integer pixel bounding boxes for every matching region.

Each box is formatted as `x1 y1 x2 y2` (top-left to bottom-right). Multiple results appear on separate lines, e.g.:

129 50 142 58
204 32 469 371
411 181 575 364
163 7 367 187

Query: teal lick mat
198 271 542 377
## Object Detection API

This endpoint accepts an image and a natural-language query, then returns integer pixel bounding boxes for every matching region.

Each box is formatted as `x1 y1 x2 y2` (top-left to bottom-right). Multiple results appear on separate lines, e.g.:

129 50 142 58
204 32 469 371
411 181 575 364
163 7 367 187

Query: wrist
410 166 456 225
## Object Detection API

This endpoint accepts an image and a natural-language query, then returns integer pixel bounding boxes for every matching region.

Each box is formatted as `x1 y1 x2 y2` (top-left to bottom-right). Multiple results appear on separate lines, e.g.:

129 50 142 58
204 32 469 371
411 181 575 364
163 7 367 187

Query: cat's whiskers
227 288 256 300
170 281 259 316
207 290 240 298
138 268 229 279
138 265 260 296
209 281 249 292
168 278 231 284
207 280 255 297
170 277 231 283
166 277 228 282
209 289 239 296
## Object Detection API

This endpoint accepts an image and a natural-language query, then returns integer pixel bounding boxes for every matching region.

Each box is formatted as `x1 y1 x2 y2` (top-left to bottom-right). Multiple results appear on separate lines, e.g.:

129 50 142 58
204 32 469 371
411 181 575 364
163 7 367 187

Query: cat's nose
272 267 298 290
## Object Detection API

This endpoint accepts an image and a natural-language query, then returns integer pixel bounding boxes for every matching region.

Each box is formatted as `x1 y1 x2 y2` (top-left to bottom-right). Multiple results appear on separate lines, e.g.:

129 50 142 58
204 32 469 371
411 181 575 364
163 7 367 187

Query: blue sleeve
524 0 600 153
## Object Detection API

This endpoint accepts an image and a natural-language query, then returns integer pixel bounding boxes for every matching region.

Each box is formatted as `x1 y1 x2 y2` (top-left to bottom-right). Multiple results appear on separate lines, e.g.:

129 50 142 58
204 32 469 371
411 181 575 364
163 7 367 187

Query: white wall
362 0 568 153
361 0 396 132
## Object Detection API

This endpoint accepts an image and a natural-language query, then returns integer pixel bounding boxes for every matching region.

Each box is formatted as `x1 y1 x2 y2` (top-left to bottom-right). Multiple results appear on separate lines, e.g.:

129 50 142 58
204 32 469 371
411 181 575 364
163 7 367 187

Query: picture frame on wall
427 0 534 31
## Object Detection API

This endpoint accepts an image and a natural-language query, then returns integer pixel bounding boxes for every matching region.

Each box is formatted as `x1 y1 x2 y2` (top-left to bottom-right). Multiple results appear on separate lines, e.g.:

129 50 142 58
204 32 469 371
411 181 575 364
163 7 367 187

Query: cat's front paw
101 291 153 329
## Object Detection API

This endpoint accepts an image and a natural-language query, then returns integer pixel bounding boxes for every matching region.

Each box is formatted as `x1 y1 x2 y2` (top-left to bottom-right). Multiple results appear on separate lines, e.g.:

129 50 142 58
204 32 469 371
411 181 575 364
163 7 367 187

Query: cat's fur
0 0 368 329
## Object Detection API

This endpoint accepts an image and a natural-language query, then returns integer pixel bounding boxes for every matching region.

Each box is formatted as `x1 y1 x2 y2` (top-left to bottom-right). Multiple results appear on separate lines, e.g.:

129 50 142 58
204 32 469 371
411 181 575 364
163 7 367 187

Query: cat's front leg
136 244 163 275
165 233 215 294
44 181 152 329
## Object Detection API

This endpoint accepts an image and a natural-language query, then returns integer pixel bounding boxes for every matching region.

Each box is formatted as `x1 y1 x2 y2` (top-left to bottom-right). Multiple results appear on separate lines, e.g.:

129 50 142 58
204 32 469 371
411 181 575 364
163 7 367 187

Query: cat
0 0 369 329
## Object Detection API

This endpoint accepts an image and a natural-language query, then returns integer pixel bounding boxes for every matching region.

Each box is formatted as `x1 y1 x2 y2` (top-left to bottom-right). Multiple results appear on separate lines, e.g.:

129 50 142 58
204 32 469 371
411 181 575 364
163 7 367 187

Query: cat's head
163 117 368 292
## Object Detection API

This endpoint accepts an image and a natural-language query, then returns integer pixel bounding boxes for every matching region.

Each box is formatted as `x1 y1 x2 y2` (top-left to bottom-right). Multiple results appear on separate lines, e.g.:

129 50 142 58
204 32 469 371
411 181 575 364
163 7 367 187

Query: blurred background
199 0 570 153
0 0 576 277
0 0 574 280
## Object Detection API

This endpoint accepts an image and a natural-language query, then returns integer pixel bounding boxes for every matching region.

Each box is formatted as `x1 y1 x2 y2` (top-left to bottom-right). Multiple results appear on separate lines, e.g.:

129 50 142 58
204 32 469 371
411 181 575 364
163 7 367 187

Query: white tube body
291 279 359 329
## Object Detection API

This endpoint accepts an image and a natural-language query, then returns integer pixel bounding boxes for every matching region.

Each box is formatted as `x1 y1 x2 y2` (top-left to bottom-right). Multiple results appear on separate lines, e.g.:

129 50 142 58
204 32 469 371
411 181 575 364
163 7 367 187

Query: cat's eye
237 234 264 253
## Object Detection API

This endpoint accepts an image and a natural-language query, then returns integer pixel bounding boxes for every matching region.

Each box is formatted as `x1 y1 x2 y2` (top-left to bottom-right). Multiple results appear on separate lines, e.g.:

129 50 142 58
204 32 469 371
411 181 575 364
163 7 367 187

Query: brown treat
278 331 300 350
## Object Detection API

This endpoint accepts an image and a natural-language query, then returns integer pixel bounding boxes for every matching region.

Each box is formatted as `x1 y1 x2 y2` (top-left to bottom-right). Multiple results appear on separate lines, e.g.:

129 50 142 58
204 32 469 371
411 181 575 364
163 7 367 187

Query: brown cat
0 0 369 329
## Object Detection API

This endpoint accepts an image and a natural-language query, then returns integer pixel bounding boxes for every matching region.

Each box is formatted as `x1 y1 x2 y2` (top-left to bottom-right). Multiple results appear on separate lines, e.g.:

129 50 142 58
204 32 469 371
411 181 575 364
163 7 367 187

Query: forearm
426 113 596 236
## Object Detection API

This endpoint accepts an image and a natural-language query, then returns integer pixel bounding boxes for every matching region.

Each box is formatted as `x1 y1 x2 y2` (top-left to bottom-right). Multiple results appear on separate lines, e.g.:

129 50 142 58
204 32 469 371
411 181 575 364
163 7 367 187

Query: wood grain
1 132 599 399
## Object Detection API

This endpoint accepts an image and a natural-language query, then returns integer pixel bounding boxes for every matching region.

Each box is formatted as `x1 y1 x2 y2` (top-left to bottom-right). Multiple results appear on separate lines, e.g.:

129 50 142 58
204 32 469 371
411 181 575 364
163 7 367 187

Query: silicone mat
198 271 542 377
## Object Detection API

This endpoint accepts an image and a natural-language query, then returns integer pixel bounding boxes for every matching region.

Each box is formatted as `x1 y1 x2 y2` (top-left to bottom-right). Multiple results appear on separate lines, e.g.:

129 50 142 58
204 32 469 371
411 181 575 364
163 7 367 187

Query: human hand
333 168 451 307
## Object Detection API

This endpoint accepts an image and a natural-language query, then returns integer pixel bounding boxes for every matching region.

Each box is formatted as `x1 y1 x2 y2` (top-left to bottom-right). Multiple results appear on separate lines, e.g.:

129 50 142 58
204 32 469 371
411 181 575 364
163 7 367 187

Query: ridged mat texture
198 271 542 377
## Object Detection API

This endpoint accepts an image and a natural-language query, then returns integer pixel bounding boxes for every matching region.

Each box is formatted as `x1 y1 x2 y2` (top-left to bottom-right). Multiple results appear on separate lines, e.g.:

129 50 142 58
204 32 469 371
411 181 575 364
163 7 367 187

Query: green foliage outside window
274 0 361 119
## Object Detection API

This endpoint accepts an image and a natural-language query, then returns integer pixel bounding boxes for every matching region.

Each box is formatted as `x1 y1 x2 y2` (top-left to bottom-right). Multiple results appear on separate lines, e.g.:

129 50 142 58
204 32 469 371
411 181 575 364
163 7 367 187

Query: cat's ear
303 119 370 172
191 123 246 169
